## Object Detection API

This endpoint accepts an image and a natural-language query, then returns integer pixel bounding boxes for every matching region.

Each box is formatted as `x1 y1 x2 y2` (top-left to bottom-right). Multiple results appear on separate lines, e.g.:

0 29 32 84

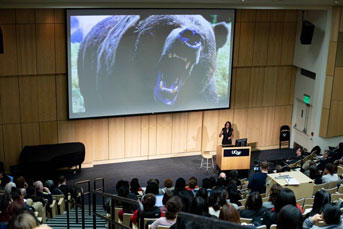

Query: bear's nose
179 28 201 48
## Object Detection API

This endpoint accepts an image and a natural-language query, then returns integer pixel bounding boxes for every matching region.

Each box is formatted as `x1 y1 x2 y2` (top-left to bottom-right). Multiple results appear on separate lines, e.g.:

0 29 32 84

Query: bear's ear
213 22 228 49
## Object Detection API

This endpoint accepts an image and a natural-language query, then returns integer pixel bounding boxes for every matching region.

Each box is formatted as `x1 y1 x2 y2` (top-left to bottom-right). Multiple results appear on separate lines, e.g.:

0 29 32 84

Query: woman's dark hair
227 183 241 206
311 145 321 155
219 204 240 224
277 204 303 229
130 178 140 195
174 178 186 191
268 184 282 204
196 188 209 202
25 186 36 198
325 163 335 175
309 165 320 180
224 121 232 130
209 187 228 211
145 181 159 195
202 178 211 189
208 177 216 189
11 188 21 201
245 192 262 210
165 196 183 220
162 190 174 206
310 190 331 216
142 193 156 211
274 188 296 213
117 184 129 197
323 203 342 225
177 189 192 213
14 176 26 189
190 197 208 216
216 177 226 187
116 180 129 193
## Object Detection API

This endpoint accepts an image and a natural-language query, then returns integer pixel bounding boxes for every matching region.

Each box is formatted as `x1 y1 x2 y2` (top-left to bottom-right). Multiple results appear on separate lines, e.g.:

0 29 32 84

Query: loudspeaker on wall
300 20 315 45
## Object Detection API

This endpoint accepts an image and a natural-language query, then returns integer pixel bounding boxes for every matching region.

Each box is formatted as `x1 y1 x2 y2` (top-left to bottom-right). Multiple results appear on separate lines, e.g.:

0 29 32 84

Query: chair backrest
270 224 277 229
144 218 157 229
260 193 266 198
338 185 343 194
313 183 328 194
280 125 290 141
296 198 305 207
304 197 314 206
238 199 246 206
238 206 244 210
331 193 343 202
324 187 337 194
303 204 313 211
338 166 343 176
328 180 342 189
157 226 170 229
123 213 133 227
256 225 267 229
262 197 269 203
240 218 252 224
114 207 122 222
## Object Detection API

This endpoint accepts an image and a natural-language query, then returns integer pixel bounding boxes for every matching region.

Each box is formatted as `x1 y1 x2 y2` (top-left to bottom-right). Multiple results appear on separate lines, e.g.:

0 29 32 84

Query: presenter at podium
219 121 234 146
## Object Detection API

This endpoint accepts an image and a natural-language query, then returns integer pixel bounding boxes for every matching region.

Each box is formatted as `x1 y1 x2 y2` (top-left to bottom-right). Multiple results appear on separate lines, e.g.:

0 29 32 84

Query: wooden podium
216 145 251 170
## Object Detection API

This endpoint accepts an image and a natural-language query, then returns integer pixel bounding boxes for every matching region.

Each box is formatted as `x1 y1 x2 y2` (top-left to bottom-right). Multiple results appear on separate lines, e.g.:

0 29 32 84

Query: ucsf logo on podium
232 150 242 156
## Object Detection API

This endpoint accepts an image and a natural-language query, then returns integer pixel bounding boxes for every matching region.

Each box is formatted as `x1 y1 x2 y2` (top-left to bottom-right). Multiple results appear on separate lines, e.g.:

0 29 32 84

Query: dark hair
146 181 159 195
162 190 174 206
25 186 36 198
224 121 232 130
188 177 197 189
309 165 320 180
165 196 183 220
277 204 303 229
274 188 296 213
14 176 26 189
310 190 331 216
268 184 282 204
190 197 208 216
245 192 262 210
175 178 186 191
219 204 240 224
202 178 211 190
216 177 226 187
142 193 156 211
0 193 10 213
130 178 140 195
311 145 321 155
57 175 66 184
164 178 173 188
117 184 129 197
226 183 241 206
11 188 21 201
196 188 209 202
177 190 193 213
260 161 269 170
45 180 54 191
323 203 342 225
116 180 129 193
325 163 335 175
208 177 217 189
209 187 228 211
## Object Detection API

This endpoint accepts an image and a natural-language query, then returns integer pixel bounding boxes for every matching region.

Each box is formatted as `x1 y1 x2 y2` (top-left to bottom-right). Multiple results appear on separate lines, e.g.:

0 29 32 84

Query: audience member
5 182 16 194
7 211 39 229
130 178 142 195
286 147 306 165
277 204 303 229
185 177 199 192
8 188 25 216
239 192 267 222
303 203 342 229
322 163 339 184
162 178 174 194
309 166 322 184
33 181 52 206
146 180 160 195
208 188 228 217
161 190 174 213
53 176 76 199
14 177 27 196
173 178 193 212
190 197 210 217
219 204 241 224
306 190 331 218
227 171 241 187
196 188 209 203
263 184 281 209
0 193 10 222
151 196 182 229
248 161 269 194
116 181 138 221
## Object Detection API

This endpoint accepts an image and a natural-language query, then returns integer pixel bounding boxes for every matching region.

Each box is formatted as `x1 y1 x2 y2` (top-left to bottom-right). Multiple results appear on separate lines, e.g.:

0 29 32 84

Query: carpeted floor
65 148 296 194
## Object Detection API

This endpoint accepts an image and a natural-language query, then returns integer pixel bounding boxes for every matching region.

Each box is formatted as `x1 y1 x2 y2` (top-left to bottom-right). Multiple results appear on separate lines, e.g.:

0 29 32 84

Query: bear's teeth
160 81 163 89
168 53 172 58
185 61 191 69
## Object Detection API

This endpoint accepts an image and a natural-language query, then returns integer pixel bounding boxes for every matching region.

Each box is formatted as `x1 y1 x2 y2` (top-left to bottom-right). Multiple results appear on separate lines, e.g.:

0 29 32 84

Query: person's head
130 178 140 194
312 190 331 215
324 163 335 175
219 172 226 180
322 203 342 225
5 182 16 194
311 146 321 155
44 180 54 191
116 180 129 193
277 204 303 229
142 193 156 211
57 176 66 185
190 197 208 216
224 121 231 129
296 147 303 157
117 183 129 197
175 178 186 191
208 177 217 188
309 165 319 179
219 204 240 224
11 188 22 201
228 170 238 180
26 186 36 198
268 184 282 204
202 178 211 190
188 177 197 189
196 188 209 202
274 188 296 213
338 142 343 151
7 212 39 229
260 161 269 172
216 177 226 187
165 196 183 220
177 190 192 213
245 192 262 210
163 178 173 189
323 151 329 159
14 176 26 189
162 190 174 206
275 165 282 173
209 187 228 211
0 193 10 214
145 181 159 195
33 181 43 192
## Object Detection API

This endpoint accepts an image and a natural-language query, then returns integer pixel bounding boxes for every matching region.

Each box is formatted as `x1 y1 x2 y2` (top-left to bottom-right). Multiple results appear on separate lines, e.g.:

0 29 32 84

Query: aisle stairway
47 205 108 229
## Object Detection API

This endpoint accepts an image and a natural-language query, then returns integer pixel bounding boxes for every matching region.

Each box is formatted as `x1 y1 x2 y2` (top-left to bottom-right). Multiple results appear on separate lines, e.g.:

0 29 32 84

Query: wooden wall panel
319 108 329 137
75 120 93 164
326 41 337 76
289 67 296 105
0 76 20 124
246 108 263 146
276 66 292 106
233 23 240 67
124 116 141 158
21 123 40 147
0 126 4 163
272 105 292 145
141 116 149 156
3 124 22 170
323 75 334 109
240 9 256 22
38 75 57 121
234 67 251 108
156 114 172 155
56 74 68 120
35 9 55 24
281 23 297 65
148 115 157 156
108 118 124 159
327 101 343 136
249 67 264 107
40 121 58 144
259 107 275 146
54 9 65 24
172 113 188 153
332 67 343 101
55 24 66 74
202 110 219 152
252 23 269 66
233 108 248 140
266 23 283 66
270 10 285 22
0 9 15 24
238 23 255 66
15 9 35 24
331 7 341 42
0 25 17 76
255 10 270 22
230 69 237 108
92 119 109 161
217 109 234 146
58 121 75 143
284 10 298 23
16 24 37 75
36 24 55 74
19 76 39 123
263 67 278 106
186 112 202 152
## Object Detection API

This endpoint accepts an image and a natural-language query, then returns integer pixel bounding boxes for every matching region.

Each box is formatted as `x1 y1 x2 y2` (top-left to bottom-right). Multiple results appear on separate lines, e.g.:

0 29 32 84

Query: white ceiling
0 0 342 8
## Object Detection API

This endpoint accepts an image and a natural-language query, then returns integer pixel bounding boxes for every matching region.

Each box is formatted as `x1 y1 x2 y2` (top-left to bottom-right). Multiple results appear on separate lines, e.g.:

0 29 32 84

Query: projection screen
67 9 235 119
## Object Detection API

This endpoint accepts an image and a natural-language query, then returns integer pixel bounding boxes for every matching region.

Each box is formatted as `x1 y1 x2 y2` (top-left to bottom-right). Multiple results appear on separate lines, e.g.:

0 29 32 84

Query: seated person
130 193 164 229
173 178 193 212
322 163 339 184
0 193 10 222
151 196 182 229
7 211 39 229
160 190 173 213
263 184 282 209
145 180 160 195
116 181 138 221
286 147 306 165
277 204 303 229
305 190 331 218
185 177 199 192
161 178 174 194
308 165 322 184
8 188 25 216
190 196 211 217
53 176 76 199
25 186 46 207
219 204 241 224
208 188 228 217
248 161 269 194
303 203 342 229
239 192 267 222
130 178 143 196
33 181 52 206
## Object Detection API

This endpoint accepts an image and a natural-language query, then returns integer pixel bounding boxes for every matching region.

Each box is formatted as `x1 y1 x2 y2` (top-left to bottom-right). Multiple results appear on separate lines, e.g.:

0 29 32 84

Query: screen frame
66 8 236 120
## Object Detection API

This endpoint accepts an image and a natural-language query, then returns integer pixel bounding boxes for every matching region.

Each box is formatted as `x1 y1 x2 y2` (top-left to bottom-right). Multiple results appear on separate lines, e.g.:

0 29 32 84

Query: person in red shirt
185 177 199 192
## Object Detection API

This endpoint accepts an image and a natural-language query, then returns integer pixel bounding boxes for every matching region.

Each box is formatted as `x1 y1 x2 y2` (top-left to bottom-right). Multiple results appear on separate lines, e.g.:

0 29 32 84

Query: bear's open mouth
154 52 195 105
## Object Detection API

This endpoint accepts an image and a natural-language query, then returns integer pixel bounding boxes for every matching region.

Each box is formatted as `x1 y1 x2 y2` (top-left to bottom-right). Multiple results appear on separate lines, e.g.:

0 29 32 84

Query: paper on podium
284 177 300 186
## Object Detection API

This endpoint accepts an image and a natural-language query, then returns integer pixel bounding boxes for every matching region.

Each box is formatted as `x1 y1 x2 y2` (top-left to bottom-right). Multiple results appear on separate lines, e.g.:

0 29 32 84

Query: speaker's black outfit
221 128 233 146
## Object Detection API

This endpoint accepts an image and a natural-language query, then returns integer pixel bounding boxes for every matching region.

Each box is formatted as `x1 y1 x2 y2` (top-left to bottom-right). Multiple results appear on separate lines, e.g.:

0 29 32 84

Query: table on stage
216 145 251 170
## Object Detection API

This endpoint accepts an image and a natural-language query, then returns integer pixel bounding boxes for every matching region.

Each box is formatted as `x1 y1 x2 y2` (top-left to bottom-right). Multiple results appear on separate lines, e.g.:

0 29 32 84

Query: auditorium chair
144 218 157 229
304 197 314 206
296 198 305 207
303 204 313 212
52 194 65 215
262 197 269 203
279 125 290 149
256 226 267 229
327 180 342 189
114 207 122 229
157 226 170 229
331 193 343 202
313 183 327 195
338 185 343 193
240 218 252 224
324 187 338 194
123 213 133 228
337 166 343 176
270 224 277 229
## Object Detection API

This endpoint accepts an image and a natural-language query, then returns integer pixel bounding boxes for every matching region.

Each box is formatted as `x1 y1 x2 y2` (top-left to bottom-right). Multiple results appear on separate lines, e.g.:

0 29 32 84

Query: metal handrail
64 185 85 229
94 177 105 205
75 179 91 215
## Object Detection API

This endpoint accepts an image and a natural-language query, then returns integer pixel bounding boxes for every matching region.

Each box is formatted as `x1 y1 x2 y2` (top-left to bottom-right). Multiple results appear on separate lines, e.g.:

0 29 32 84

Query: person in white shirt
321 163 339 184
150 196 182 229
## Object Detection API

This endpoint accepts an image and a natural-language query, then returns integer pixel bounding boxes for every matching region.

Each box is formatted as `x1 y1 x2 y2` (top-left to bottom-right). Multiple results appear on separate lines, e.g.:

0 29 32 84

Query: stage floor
66 148 295 194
